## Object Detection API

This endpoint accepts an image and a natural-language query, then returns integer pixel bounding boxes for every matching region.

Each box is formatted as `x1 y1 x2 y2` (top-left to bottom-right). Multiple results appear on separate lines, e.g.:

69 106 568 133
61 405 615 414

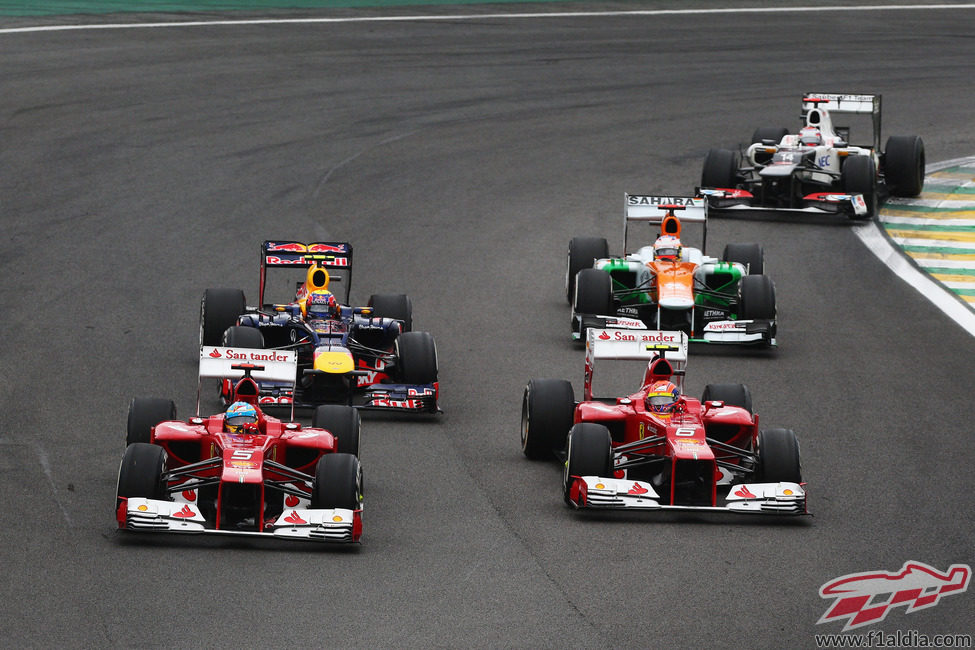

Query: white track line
2 4 975 35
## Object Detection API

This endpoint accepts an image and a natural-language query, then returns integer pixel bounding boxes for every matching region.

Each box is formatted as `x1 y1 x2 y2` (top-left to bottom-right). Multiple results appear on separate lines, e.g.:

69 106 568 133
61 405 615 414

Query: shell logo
332 515 344 522
595 483 605 490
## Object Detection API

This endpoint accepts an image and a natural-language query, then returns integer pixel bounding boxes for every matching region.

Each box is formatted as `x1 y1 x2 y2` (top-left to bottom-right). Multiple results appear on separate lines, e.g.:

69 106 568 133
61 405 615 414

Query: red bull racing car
116 345 362 543
700 93 924 219
520 327 807 515
200 241 439 413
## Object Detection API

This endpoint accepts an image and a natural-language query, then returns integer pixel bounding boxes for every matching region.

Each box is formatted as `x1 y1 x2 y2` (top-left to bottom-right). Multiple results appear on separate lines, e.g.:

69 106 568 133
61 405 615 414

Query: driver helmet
645 380 680 415
653 235 682 262
305 290 338 320
224 401 258 433
799 127 822 146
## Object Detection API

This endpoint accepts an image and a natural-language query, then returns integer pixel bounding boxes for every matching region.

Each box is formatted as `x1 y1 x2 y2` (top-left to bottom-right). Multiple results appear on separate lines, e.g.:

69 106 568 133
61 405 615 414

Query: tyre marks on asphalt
881 157 975 309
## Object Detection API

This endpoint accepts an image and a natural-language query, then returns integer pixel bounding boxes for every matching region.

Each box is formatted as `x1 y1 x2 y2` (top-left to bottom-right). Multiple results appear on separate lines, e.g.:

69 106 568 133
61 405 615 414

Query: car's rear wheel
738 275 776 321
722 243 765 275
313 405 361 457
200 288 246 346
395 331 438 384
368 294 413 332
311 453 362 510
126 398 177 446
566 237 609 303
701 383 752 414
521 378 575 460
842 155 878 220
701 148 739 189
117 443 168 501
756 428 802 483
563 423 613 504
222 325 265 349
884 135 925 197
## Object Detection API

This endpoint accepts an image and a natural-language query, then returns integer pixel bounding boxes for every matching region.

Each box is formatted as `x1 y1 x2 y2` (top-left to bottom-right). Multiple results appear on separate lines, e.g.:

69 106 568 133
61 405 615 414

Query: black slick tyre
563 423 613 504
738 275 776 321
842 155 878 220
884 135 925 197
117 443 168 501
701 148 739 189
313 405 361 457
222 325 264 349
396 331 438 384
722 243 765 275
200 288 246 346
521 378 575 460
126 398 177 446
756 428 802 483
573 268 613 316
701 384 752 414
368 294 413 332
566 237 609 303
312 453 362 511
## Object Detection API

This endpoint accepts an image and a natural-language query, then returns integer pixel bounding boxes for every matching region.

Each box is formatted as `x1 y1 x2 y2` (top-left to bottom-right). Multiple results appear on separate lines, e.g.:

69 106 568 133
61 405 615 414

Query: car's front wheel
563 423 613 505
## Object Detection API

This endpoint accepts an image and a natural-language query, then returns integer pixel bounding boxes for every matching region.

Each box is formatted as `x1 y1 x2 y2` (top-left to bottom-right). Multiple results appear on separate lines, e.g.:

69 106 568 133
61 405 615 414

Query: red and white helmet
653 236 682 262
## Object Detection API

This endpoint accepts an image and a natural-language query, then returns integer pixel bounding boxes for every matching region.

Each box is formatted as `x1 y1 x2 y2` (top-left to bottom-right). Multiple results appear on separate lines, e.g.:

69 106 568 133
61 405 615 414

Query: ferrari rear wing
623 194 708 255
583 328 688 400
803 92 881 150
197 345 298 417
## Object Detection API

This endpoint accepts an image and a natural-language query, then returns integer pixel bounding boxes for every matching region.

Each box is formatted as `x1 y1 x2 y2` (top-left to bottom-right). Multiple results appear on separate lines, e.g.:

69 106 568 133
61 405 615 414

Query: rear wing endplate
584 328 688 400
624 195 707 255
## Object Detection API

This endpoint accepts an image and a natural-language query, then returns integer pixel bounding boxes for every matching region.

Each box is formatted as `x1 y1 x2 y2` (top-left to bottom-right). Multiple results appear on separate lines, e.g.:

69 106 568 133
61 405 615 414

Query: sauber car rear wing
259 241 354 306
584 328 688 400
803 92 881 151
623 194 708 255
197 345 298 418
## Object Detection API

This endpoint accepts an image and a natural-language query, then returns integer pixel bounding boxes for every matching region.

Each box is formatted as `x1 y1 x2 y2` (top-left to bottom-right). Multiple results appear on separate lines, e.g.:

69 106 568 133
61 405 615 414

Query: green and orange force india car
521 328 806 515
566 195 776 346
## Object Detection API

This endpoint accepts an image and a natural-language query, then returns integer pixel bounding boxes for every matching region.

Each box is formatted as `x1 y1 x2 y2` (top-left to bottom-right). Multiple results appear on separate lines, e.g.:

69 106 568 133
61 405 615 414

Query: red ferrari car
521 327 806 515
115 345 362 543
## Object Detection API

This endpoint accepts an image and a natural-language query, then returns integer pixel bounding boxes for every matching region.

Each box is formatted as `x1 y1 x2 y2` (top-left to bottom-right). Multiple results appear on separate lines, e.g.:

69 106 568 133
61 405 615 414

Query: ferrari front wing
566 476 807 515
118 497 362 543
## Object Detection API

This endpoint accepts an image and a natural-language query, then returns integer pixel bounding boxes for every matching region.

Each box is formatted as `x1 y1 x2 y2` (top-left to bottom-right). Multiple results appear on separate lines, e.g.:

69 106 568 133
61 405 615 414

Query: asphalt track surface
1 3 974 648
